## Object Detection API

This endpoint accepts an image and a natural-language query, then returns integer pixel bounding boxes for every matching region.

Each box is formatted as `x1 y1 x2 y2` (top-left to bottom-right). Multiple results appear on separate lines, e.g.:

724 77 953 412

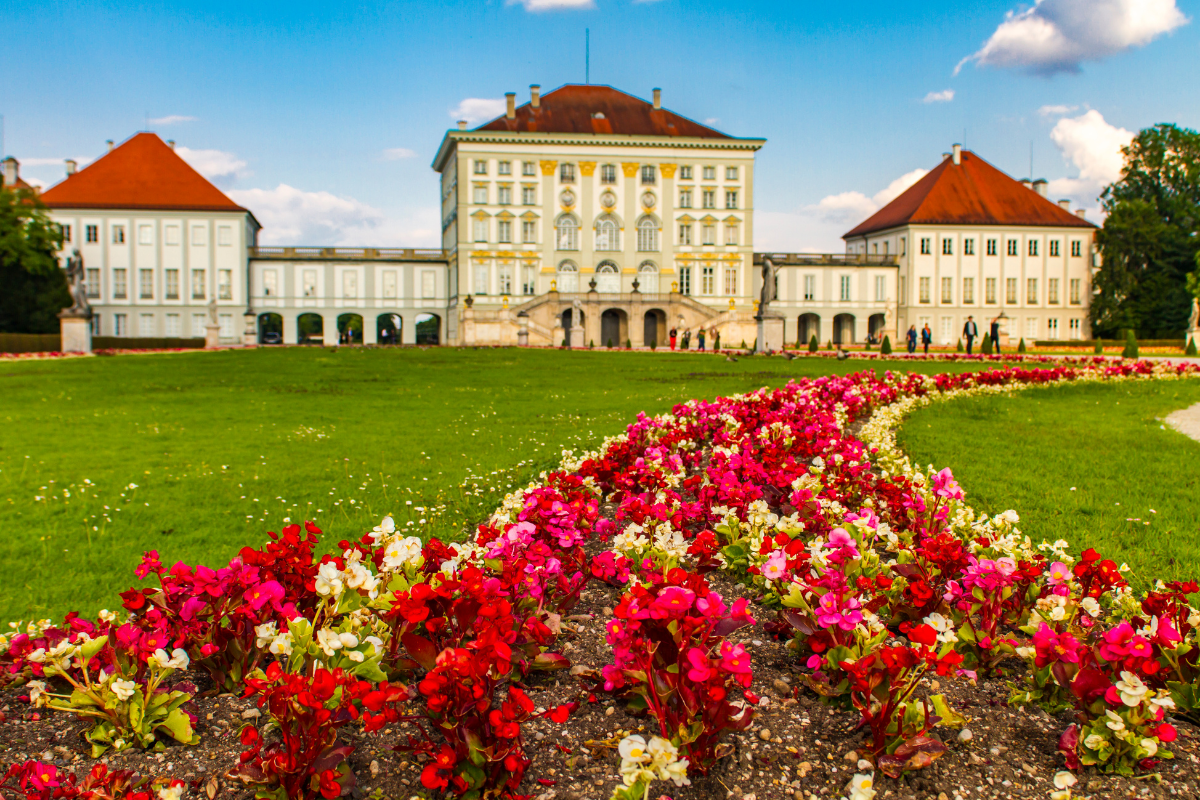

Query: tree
1123 328 1139 359
0 187 68 333
880 335 892 355
808 334 818 353
981 333 992 355
1092 124 1200 339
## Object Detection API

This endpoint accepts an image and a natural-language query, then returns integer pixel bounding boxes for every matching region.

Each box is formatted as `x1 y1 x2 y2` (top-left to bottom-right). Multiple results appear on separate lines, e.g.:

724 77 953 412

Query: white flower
314 563 344 597
1149 692 1176 709
1049 605 1067 621
618 734 648 762
316 628 344 657
1115 671 1147 707
338 632 359 649
269 633 293 656
347 650 365 663
1080 597 1101 618
158 783 185 800
1016 646 1036 660
1083 734 1106 750
382 537 424 570
151 648 190 670
661 756 690 787
1140 738 1158 757
255 622 278 649
26 680 47 705
846 772 876 800
1053 771 1077 790
922 612 958 643
111 678 138 701
344 562 379 594
1105 710 1125 731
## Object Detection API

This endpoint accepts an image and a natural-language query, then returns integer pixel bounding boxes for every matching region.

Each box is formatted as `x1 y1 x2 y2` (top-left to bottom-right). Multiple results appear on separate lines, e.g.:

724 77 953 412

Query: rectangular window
920 237 931 255
941 316 954 345
1026 317 1038 338
263 269 278 297
1007 239 1019 257
900 236 907 256
113 268 128 299
702 166 716 180
679 189 693 208
86 224 99 243
680 166 693 180
218 226 232 246
1029 239 1039 257
679 224 693 246
86 268 100 298
840 275 851 301
1069 278 1081 304
114 313 127 336
964 238 975 256
219 269 233 300
497 219 512 243
112 225 125 244
497 160 511 176
521 186 536 205
1027 277 1037 304
725 190 738 209
1071 240 1082 258
219 314 233 338
702 189 715 209
165 313 180 337
724 222 738 246
192 313 206 335
986 277 997 304
473 218 488 243
499 265 512 295
600 164 617 184
192 269 206 300
522 265 535 295
941 276 952 304
1006 277 1018 304
804 274 815 301
919 276 931 303
139 268 153 299
382 270 397 299
641 165 656 185
1050 240 1060 257
522 220 536 244
62 224 72 243
559 163 575 183
962 277 974 304
942 238 953 255
422 270 436 299
192 225 206 244
702 223 715 245
165 269 179 299
497 185 511 205
138 224 152 245
303 269 317 298
1048 278 1059 304
723 267 737 295
679 266 691 295
474 160 488 175
701 266 714 295
522 161 536 177
474 264 489 294
165 225 179 245
1047 318 1059 339
1069 318 1081 339
139 313 154 337
986 238 997 256
725 166 738 180
473 185 487 204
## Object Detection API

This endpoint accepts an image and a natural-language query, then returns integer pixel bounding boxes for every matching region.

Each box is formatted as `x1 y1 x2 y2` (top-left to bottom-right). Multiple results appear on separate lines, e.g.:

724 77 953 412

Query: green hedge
94 337 205 351
1034 339 1185 348
0 333 61 353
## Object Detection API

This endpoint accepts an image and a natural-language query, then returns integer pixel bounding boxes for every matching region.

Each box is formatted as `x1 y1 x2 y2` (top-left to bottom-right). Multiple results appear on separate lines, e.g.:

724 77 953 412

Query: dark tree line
0 187 69 333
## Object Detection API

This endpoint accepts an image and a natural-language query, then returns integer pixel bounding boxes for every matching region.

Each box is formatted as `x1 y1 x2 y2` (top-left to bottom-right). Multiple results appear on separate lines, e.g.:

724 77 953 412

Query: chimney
1058 199 1071 210
1019 178 1032 190
951 143 961 165
167 139 175 150
1032 179 1048 197
2 157 17 187
65 159 77 176
530 84 541 108
106 140 114 153
505 92 516 119
1075 209 1087 220
457 120 468 130
653 88 662 110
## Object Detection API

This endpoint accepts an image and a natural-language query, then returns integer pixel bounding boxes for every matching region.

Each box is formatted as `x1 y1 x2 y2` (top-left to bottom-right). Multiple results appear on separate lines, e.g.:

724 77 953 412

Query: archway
377 314 402 345
643 308 666 348
833 313 856 345
601 308 627 348
257 312 283 344
337 313 363 345
297 313 323 344
798 313 820 345
560 308 585 331
415 313 441 345
637 261 659 294
868 313 886 344
596 261 619 293
556 260 579 293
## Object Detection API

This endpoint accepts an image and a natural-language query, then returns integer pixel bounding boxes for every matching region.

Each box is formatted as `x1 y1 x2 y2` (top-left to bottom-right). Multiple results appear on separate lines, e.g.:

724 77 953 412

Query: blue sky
3 0 1196 250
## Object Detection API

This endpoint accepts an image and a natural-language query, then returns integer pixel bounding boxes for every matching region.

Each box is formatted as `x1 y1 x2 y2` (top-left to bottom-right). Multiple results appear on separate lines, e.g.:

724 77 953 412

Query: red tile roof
843 150 1096 238
475 85 734 139
40 133 251 215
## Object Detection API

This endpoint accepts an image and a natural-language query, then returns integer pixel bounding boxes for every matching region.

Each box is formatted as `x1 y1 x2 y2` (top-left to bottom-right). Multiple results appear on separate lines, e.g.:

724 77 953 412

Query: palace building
25 86 1098 348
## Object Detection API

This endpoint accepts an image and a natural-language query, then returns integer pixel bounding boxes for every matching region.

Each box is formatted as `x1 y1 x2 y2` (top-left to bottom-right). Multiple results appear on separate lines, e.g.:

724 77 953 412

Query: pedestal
205 324 221 349
242 313 257 347
517 328 529 347
1187 328 1199 352
755 313 785 353
569 325 584 349
59 313 92 354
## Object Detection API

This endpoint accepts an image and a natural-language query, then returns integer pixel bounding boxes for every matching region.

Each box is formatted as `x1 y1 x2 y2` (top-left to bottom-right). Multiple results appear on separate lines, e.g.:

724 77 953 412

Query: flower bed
3 360 1200 800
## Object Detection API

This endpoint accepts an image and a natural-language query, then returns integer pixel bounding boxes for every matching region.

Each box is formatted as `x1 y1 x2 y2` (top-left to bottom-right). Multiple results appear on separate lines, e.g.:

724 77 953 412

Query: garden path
1165 401 1200 443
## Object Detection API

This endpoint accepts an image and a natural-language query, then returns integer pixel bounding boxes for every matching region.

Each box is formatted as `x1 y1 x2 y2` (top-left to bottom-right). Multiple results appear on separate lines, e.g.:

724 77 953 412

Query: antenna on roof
585 29 590 85
1029 140 1034 181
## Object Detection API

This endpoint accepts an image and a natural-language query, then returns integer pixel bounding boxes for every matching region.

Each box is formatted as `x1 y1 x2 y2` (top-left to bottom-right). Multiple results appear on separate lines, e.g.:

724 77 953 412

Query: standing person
713 328 721 351
963 316 978 354
921 324 932 355
906 325 918 354
669 327 677 350
697 328 706 351
990 317 1002 353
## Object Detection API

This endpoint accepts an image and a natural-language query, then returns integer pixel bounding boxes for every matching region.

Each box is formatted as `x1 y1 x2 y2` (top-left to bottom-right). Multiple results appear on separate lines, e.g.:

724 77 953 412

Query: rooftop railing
753 253 899 267
250 246 447 261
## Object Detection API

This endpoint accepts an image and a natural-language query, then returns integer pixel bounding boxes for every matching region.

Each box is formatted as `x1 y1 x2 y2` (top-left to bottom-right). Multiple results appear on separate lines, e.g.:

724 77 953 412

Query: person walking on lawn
963 316 978 354
990 317 1002 353
697 328 706 351
669 327 677 350
906 325 917 354
921 324 932 355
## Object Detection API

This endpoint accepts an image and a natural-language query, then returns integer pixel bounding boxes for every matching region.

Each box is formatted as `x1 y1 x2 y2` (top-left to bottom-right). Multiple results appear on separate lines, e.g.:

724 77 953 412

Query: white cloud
176 146 249 188
704 117 720 126
957 0 1188 75
1038 104 1079 116
228 184 439 247
14 156 93 168
1045 109 1134 207
149 115 197 126
506 0 594 11
382 147 418 160
448 98 508 125
922 89 955 103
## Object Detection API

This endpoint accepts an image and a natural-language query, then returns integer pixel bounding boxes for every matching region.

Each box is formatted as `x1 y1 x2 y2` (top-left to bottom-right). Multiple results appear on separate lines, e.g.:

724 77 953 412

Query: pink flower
134 550 164 580
650 587 696 619
244 580 284 611
1032 623 1083 666
694 592 728 618
718 641 752 674
729 598 756 627
824 528 860 562
1127 636 1153 658
1099 622 1135 661
1046 562 1071 585
932 467 965 500
761 551 787 581
815 592 863 632
686 648 714 682
28 763 59 790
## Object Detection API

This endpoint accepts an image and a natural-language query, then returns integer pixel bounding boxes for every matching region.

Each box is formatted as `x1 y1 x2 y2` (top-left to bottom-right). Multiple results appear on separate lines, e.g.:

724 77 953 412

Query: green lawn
0 347 979 623
899 378 1200 590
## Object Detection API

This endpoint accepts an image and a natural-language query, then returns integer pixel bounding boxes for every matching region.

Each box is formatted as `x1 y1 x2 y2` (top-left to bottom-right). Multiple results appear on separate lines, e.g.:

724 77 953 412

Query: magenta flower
932 467 965 500
1032 622 1082 665
686 648 715 682
650 586 696 618
694 592 728 618
1099 622 1134 661
1046 561 1071 585
244 580 284 611
718 641 752 674
816 592 863 632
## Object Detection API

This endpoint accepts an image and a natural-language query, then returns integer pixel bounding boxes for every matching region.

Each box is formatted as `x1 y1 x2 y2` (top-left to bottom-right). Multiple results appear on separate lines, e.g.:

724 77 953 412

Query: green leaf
930 694 966 729
160 707 198 745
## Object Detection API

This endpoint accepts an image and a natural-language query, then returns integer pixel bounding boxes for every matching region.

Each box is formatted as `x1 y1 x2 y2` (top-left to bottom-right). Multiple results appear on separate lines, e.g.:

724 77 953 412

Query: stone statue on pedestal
207 297 219 326
1189 297 1199 332
759 257 776 315
64 250 91 316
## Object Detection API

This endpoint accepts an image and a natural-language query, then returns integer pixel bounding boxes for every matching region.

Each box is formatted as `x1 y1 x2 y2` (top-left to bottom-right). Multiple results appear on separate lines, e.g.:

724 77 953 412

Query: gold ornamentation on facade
621 163 640 178
539 160 558 176
659 164 678 179
578 161 596 176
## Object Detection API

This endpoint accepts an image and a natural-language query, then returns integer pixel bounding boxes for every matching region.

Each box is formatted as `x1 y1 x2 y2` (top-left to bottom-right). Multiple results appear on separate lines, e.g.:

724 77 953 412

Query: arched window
636 217 659 252
557 260 579 293
595 215 620 252
556 216 579 251
596 261 619 293
638 261 659 293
